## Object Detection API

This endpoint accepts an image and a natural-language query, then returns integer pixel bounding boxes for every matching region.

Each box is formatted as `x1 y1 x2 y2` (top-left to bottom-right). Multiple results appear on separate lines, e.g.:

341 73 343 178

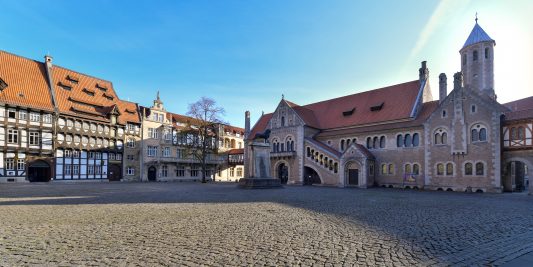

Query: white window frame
29 131 40 146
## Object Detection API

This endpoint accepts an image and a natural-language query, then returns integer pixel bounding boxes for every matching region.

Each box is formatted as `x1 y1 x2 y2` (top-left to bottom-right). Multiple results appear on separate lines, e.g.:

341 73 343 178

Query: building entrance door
148 166 157 181
504 161 528 192
27 160 51 182
108 164 122 181
277 163 288 184
348 169 359 186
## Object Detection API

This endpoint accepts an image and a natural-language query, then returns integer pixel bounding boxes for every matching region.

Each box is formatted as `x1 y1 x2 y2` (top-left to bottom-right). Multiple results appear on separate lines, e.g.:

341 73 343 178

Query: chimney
439 73 447 104
454 72 463 90
419 61 429 82
244 111 251 140
43 54 59 113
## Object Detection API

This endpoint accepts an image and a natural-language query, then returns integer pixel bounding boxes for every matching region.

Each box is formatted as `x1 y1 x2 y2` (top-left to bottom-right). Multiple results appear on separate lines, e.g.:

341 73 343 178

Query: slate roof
0 51 55 111
462 22 495 49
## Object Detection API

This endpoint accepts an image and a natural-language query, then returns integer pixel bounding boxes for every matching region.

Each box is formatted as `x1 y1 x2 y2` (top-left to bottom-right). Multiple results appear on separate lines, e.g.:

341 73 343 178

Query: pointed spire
282 94 284 100
462 16 495 49
156 90 160 101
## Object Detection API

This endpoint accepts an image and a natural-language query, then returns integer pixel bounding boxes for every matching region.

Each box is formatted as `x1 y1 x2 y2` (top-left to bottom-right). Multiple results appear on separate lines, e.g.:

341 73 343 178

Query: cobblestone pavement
0 182 532 266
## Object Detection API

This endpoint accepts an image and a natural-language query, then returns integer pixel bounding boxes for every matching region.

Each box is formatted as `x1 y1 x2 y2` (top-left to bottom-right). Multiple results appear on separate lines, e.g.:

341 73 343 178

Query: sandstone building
247 20 532 193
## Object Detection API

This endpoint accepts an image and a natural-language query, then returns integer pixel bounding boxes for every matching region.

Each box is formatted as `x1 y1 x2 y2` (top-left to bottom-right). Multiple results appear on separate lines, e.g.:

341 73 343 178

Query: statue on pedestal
239 111 281 189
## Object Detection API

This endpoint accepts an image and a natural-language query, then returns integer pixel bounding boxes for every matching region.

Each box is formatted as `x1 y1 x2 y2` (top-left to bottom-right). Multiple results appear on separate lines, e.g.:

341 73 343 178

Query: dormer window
82 88 95 96
58 82 72 91
95 83 108 91
0 77 8 91
103 93 114 100
66 75 79 84
342 108 355 116
370 102 384 112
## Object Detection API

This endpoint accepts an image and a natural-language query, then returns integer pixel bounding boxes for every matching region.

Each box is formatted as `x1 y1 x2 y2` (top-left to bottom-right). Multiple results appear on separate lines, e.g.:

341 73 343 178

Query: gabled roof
117 100 141 124
0 51 55 111
248 113 273 140
503 96 533 122
462 22 495 49
249 80 422 138
51 65 121 122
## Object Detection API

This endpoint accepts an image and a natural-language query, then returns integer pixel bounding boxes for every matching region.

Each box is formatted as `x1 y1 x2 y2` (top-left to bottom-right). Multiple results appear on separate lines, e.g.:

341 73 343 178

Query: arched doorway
504 160 530 192
108 164 122 181
303 166 321 185
28 160 51 182
345 161 360 186
148 166 157 181
277 163 288 184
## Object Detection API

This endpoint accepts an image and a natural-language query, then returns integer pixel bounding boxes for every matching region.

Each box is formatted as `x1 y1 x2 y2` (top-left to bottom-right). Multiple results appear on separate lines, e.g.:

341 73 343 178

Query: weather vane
475 12 478 23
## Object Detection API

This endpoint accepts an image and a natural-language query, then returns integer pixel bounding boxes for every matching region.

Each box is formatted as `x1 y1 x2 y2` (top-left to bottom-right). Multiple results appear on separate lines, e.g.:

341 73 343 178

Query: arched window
479 128 487 141
472 129 479 142
388 164 394 175
446 163 453 175
340 139 345 151
437 163 444 175
476 162 484 176
473 50 478 61
352 138 356 144
346 139 351 148
397 134 403 147
366 137 372 149
442 132 447 144
465 163 473 175
434 133 441 145
404 164 412 174
462 54 467 65
281 116 285 127
471 105 476 113
442 110 447 117
373 137 378 149
413 164 420 175
276 143 280 152
286 140 291 151
412 133 419 147
280 143 284 152
381 164 387 175
404 134 412 147
291 141 295 151
379 136 385 148
485 47 489 59
306 147 311 157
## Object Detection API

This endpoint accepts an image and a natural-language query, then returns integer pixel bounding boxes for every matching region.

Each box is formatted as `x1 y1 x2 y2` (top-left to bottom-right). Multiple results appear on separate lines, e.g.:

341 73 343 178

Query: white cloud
407 0 472 63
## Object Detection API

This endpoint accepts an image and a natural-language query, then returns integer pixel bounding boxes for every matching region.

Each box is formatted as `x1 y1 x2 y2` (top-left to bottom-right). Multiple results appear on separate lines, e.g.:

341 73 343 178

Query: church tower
460 16 496 99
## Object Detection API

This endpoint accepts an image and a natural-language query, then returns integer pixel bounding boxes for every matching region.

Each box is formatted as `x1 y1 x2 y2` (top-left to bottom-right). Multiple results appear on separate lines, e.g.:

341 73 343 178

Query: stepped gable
504 96 533 121
0 50 55 111
51 65 122 122
117 100 141 124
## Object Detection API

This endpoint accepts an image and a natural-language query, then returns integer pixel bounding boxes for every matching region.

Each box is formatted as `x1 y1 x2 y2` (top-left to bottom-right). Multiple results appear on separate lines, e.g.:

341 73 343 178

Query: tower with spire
460 15 496 99
153 90 164 110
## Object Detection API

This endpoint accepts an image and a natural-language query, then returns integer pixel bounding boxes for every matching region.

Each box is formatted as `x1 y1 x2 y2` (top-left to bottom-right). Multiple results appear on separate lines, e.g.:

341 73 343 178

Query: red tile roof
117 100 141 124
51 65 122 122
300 80 420 129
227 148 244 155
250 80 423 137
248 113 273 140
503 96 533 122
0 51 55 111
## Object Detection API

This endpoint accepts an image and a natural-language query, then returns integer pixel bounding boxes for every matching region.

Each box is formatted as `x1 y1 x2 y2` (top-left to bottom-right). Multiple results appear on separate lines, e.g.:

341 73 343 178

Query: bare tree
183 97 225 183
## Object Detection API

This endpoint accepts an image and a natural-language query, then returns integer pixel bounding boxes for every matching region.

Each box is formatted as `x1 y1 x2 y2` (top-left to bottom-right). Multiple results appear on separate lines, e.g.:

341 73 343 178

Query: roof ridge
53 64 114 85
301 80 418 108
0 50 44 65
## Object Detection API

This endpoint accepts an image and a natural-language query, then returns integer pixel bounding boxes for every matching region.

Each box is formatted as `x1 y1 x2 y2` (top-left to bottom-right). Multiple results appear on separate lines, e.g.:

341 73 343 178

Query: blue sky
1 0 532 127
